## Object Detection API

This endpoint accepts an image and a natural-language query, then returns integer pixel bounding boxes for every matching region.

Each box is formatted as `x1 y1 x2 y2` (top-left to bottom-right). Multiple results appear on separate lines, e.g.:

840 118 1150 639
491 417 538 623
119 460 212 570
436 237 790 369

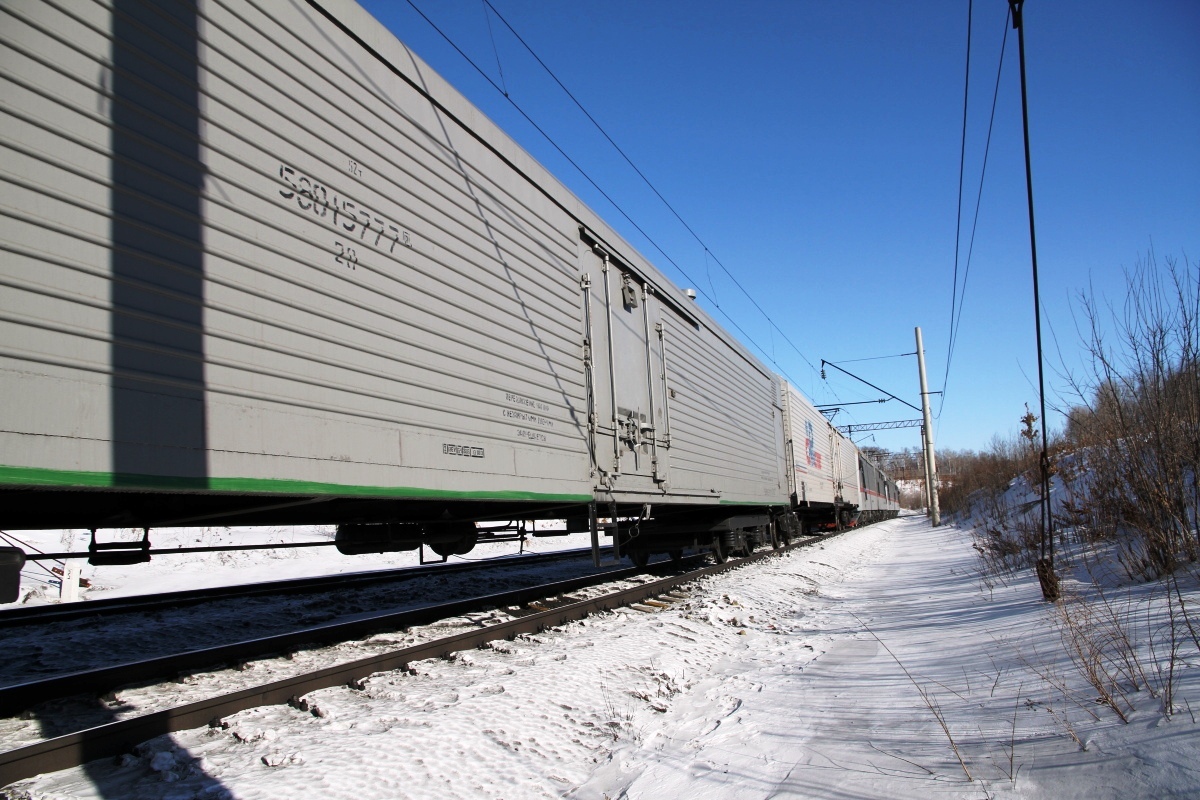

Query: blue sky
357 0 1199 453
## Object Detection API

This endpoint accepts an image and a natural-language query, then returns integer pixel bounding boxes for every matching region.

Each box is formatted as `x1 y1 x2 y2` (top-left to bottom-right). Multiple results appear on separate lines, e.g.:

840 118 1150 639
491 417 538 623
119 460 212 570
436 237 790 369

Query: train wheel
668 549 684 566
629 550 650 569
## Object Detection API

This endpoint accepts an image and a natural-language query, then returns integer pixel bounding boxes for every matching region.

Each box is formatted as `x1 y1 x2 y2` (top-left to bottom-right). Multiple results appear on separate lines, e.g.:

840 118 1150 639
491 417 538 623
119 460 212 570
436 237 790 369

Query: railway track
0 558 685 719
0 546 614 629
0 546 681 716
0 536 825 788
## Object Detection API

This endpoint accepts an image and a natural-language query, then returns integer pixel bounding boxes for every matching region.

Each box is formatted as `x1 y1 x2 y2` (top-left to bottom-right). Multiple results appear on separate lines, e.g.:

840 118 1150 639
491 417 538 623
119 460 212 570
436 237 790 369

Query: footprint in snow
356 716 400 734
716 696 743 716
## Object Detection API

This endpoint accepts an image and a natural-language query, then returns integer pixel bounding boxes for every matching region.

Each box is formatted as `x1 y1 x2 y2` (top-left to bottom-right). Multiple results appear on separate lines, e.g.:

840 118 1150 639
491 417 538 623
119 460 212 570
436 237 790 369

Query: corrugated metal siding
1 0 798 512
1 0 593 499
859 457 877 511
836 432 861 506
661 316 786 504
1 0 119 474
780 381 838 505
859 457 899 513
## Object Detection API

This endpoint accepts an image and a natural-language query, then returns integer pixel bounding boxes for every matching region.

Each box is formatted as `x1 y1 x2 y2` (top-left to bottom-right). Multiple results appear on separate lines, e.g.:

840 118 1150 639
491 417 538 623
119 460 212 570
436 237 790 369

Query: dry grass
852 613 974 782
958 254 1199 725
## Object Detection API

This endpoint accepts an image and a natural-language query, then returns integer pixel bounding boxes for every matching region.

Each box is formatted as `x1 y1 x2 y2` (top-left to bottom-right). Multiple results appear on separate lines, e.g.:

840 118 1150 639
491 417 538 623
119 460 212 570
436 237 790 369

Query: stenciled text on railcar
278 163 415 260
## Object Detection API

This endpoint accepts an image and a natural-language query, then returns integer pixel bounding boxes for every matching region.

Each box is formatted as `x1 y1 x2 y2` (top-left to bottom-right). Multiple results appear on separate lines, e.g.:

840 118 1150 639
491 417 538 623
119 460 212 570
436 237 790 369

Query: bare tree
1060 252 1199 578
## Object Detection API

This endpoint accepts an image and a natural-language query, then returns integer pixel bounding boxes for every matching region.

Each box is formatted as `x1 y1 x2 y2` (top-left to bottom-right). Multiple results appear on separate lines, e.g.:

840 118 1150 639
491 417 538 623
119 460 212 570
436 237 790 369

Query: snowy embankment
6 516 1198 800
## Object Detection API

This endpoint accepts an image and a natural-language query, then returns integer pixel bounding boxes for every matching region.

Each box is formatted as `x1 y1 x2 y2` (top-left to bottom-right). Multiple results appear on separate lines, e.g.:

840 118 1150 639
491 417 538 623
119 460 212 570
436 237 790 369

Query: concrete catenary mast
915 327 940 526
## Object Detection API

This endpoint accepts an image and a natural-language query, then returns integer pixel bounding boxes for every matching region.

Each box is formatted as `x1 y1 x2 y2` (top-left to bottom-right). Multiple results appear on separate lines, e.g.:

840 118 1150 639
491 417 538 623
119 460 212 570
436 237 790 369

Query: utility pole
1009 0 1058 603
915 327 940 526
920 425 932 512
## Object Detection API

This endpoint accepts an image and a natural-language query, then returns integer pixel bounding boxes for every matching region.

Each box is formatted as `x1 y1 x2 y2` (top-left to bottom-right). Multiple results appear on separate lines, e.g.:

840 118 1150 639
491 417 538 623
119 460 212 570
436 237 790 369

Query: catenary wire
479 0 508 96
938 6 1012 420
947 0 972 398
830 352 917 365
479 0 821 377
403 0 818 392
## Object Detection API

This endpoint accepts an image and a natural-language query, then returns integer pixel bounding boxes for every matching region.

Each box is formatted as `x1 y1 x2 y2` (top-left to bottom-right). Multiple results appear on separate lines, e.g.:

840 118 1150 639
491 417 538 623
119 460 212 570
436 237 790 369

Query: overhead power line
821 360 922 414
476 0 822 377
814 398 889 408
401 0 807 386
939 6 1012 419
479 0 508 96
947 0 972 391
828 352 916 365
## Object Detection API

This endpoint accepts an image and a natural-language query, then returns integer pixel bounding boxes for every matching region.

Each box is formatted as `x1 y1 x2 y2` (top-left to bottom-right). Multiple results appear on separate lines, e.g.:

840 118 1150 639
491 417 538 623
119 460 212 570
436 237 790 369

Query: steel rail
0 539 813 788
0 561 658 718
23 540 338 562
0 546 610 628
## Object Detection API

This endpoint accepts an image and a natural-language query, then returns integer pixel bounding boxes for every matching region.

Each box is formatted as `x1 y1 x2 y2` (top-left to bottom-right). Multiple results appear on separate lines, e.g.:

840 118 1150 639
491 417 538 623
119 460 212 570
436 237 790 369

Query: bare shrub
1059 252 1199 580
941 430 1061 587
1045 252 1200 719
1052 588 1138 722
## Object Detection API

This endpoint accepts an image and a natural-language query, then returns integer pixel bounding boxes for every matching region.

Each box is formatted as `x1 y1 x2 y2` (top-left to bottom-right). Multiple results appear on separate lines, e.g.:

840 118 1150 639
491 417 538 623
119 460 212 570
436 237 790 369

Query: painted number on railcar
501 409 554 428
333 241 358 269
277 163 414 263
505 392 551 413
443 443 485 458
504 392 553 444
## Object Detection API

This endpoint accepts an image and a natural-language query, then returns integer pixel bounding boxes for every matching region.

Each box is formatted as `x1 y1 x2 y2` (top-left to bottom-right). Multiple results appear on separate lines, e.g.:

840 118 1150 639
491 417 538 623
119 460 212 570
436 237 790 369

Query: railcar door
580 241 669 493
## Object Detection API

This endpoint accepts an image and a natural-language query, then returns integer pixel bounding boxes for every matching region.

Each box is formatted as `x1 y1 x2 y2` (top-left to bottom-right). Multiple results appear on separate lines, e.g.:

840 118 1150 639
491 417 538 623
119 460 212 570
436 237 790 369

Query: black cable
404 0 814 388
814 398 890 408
300 0 816 397
948 0 972 385
821 360 922 414
830 352 916 365
938 7 1012 419
402 0 655 267
0 530 64 579
479 0 508 96
480 0 820 376
704 249 718 307
946 11 1011 386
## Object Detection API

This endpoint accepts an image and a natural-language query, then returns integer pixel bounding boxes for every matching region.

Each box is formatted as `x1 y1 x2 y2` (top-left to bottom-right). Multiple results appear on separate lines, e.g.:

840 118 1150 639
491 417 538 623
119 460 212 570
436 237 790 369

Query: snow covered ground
4 515 1199 799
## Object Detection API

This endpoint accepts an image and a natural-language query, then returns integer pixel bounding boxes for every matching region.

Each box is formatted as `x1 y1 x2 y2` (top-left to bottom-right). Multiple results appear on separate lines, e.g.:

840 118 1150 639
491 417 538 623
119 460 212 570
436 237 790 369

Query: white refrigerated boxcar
1 0 799 560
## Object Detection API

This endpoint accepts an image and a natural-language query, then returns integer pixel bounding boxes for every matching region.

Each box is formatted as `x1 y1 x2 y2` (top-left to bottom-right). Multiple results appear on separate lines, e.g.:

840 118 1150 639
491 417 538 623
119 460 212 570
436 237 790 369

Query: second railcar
854 454 901 525
780 380 900 531
780 380 853 532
